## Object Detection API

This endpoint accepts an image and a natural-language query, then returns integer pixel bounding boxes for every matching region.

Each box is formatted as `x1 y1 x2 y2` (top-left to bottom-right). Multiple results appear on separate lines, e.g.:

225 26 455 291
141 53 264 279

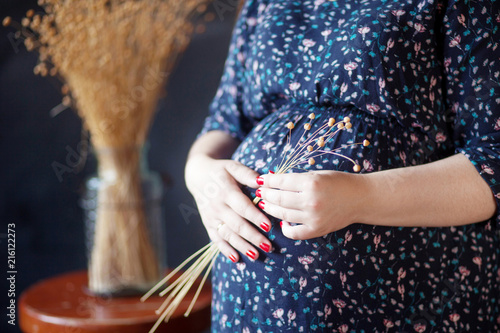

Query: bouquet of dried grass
4 0 211 295
141 113 370 330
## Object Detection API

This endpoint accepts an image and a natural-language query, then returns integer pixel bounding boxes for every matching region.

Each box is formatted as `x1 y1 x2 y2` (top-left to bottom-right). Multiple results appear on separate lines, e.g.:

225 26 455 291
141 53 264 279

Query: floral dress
200 0 500 332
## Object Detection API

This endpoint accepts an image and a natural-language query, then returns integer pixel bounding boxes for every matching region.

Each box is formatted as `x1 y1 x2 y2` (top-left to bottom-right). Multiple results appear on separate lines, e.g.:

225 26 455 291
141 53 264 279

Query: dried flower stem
142 242 213 300
277 115 364 174
141 242 219 333
253 114 369 204
142 114 370 331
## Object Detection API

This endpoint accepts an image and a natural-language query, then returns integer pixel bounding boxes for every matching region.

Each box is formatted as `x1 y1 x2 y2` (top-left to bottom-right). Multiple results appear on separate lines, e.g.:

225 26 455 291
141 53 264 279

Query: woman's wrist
355 170 394 226
347 172 375 226
187 130 240 160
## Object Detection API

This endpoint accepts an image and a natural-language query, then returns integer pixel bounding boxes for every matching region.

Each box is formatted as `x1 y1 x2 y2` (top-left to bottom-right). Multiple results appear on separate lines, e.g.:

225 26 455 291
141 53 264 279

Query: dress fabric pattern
201 0 500 332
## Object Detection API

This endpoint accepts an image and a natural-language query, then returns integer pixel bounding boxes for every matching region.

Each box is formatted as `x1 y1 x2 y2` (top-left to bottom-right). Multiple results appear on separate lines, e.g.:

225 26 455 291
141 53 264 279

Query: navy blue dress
201 0 500 331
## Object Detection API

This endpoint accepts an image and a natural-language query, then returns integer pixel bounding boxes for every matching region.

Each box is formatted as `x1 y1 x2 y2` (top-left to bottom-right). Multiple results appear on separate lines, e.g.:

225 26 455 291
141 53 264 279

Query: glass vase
81 145 165 296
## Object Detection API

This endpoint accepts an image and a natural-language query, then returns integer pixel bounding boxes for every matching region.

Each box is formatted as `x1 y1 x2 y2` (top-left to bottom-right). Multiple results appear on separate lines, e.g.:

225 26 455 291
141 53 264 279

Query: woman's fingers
280 221 315 240
214 206 273 261
253 171 358 240
216 223 260 261
226 190 273 233
202 197 273 261
256 187 304 210
225 160 261 188
257 172 306 191
257 198 304 224
206 225 239 263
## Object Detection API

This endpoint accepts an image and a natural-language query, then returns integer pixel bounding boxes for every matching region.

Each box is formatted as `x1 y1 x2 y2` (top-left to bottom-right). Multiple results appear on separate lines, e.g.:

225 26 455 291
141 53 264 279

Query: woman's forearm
187 130 240 160
360 153 497 227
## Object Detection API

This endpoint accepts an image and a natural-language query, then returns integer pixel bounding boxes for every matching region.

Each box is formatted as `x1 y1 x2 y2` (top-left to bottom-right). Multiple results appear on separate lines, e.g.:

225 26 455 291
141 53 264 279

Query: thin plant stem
144 243 220 333
157 244 218 320
184 247 219 316
141 242 213 301
158 244 215 297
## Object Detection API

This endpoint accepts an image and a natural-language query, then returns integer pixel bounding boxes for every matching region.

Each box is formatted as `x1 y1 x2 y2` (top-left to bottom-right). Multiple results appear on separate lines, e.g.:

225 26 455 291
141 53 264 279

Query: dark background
0 1 239 332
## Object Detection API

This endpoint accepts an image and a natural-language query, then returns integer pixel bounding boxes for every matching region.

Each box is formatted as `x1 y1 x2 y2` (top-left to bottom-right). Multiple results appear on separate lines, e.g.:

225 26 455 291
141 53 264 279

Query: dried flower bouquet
4 0 211 295
141 112 370 331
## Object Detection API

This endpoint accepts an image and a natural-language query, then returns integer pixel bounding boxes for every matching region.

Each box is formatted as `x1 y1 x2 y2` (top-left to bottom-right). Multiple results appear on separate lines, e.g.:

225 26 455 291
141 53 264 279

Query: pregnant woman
185 1 500 331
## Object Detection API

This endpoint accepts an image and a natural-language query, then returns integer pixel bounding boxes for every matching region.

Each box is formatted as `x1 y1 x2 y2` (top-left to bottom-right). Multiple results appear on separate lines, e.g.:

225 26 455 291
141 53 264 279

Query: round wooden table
19 271 211 333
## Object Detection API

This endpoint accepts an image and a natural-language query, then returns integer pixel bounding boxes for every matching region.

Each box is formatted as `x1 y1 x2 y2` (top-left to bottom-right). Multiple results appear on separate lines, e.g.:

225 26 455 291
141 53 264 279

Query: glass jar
81 145 166 296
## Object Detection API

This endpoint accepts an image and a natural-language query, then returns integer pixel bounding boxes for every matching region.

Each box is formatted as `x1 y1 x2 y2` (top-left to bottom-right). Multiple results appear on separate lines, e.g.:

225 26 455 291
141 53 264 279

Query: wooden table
19 271 211 333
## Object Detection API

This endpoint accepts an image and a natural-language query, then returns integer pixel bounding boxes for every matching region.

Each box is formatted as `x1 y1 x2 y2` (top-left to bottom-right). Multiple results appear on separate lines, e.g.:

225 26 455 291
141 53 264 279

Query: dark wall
0 1 239 332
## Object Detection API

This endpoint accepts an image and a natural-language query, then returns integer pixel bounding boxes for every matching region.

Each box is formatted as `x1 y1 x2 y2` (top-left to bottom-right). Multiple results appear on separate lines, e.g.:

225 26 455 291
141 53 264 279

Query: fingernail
229 254 237 263
258 200 265 210
256 189 262 198
246 250 257 260
260 222 270 232
256 176 264 186
269 170 275 174
280 221 283 228
259 243 271 253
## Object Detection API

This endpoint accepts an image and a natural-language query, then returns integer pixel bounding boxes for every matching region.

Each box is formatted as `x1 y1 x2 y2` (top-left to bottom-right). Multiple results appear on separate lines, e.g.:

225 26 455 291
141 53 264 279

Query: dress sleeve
199 1 257 141
443 0 500 222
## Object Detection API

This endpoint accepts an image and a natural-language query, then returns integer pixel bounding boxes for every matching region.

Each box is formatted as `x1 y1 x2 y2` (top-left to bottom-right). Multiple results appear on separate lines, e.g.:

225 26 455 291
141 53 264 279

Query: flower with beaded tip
270 113 370 176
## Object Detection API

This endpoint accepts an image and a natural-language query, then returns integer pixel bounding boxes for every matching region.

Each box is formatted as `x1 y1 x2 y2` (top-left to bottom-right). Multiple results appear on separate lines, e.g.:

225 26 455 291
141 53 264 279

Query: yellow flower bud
308 113 316 120
2 16 12 27
363 139 370 147
21 17 30 27
286 122 295 130
61 85 70 95
308 157 315 165
343 116 351 123
304 123 311 130
328 118 335 127
307 145 314 152
353 164 361 172
345 122 352 129
338 122 345 129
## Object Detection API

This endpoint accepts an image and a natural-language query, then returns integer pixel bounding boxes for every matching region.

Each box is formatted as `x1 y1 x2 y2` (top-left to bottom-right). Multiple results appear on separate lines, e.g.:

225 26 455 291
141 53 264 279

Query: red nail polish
260 222 270 232
256 176 264 186
280 221 283 228
229 254 237 263
269 170 275 174
246 250 257 260
259 243 271 253
256 189 262 198
258 201 265 209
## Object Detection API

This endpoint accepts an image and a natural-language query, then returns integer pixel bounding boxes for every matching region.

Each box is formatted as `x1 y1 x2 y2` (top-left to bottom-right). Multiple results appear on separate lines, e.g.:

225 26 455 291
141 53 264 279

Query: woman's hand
256 153 498 237
185 154 273 262
255 171 366 240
